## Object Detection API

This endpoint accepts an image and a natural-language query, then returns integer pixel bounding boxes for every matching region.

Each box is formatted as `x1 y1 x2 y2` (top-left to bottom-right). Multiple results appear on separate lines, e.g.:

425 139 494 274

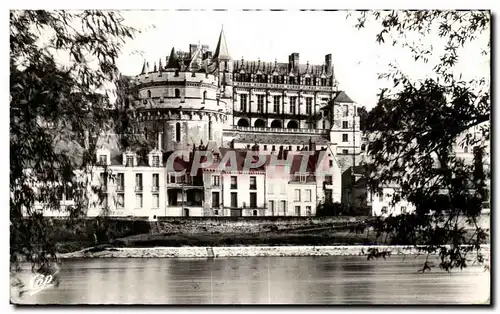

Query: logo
28 273 54 296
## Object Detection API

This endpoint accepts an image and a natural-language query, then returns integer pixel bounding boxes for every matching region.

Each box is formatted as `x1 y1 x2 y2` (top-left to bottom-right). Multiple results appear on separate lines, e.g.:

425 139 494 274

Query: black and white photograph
8 5 491 306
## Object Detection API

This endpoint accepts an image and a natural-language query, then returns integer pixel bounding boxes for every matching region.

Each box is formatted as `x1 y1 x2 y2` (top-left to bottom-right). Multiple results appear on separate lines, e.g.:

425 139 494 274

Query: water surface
12 255 490 304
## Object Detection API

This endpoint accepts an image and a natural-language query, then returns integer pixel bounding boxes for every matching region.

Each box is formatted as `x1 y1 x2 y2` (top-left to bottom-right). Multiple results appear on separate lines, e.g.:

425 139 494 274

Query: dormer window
213 153 220 162
289 77 295 85
305 77 311 85
99 155 107 165
272 75 279 84
321 78 327 86
152 155 160 167
126 155 134 167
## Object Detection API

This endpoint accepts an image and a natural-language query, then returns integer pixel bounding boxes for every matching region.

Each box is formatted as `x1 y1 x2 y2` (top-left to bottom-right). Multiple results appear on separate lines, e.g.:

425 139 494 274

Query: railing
233 81 336 92
232 126 327 135
151 186 159 192
135 186 143 192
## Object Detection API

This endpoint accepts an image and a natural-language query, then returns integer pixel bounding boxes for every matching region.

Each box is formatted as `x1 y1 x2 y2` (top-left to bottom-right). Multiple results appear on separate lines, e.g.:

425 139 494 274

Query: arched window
237 119 250 127
270 120 282 128
287 120 299 129
203 91 207 103
184 208 190 217
254 119 266 128
208 120 213 140
147 90 151 98
175 122 181 142
175 89 180 98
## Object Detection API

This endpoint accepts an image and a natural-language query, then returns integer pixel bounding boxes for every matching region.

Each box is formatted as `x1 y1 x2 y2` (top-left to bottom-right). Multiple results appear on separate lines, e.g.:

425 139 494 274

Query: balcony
151 186 160 192
233 110 322 121
233 81 336 92
232 126 327 135
135 186 143 192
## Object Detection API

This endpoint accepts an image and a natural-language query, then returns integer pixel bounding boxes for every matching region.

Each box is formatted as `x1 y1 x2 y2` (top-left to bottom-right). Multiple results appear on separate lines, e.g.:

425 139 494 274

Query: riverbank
57 244 490 259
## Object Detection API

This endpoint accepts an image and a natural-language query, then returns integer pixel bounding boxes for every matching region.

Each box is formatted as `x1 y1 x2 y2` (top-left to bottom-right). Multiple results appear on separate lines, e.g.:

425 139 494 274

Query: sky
113 10 489 110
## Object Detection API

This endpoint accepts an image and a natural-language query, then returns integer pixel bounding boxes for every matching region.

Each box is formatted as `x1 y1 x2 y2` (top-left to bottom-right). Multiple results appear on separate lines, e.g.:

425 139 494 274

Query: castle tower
212 27 233 129
133 45 227 155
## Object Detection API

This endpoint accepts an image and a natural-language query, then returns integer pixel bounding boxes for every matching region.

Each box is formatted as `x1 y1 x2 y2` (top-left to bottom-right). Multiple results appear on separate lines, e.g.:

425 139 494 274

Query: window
289 96 297 114
325 175 333 184
280 200 286 214
289 77 295 85
329 160 333 167
273 96 280 113
272 75 279 84
135 173 143 191
343 105 349 117
209 121 213 140
321 78 327 86
294 189 301 202
288 145 292 150
253 210 258 216
126 155 134 167
342 149 349 154
305 189 312 202
240 94 247 112
170 175 176 183
212 192 220 208
257 95 264 113
175 89 180 98
152 194 159 208
213 153 220 162
401 206 407 214
297 146 300 150
212 175 220 187
152 155 160 167
256 74 263 83
306 206 312 216
214 210 219 215
117 173 124 192
342 121 349 129
306 98 312 115
250 192 257 208
342 134 348 142
147 90 151 98
263 145 267 151
152 173 159 192
305 77 311 85
250 176 257 190
231 192 237 207
322 121 326 129
117 193 124 208
381 206 388 214
295 206 301 216
100 173 108 190
269 200 275 215
202 91 207 103
272 145 276 151
231 176 237 189
175 123 181 142
136 193 143 208
99 155 107 165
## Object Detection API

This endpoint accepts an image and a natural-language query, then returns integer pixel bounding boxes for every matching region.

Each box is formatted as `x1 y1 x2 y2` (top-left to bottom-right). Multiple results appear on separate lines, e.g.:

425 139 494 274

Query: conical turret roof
212 27 230 61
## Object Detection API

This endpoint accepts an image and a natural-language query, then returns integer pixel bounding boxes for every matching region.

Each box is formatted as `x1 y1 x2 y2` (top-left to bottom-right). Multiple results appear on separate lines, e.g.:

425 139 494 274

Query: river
12 255 490 305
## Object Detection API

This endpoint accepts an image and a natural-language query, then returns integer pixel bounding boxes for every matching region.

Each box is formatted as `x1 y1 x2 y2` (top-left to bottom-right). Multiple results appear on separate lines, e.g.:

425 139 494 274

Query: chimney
325 54 332 75
288 53 299 71
189 44 197 58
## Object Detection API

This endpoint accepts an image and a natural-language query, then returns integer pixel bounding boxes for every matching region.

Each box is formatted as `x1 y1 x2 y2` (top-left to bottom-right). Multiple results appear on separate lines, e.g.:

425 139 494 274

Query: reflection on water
12 255 490 305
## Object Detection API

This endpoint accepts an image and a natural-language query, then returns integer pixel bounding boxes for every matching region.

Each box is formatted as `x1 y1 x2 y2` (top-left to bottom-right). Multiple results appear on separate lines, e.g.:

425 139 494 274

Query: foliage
350 10 490 271
10 9 137 293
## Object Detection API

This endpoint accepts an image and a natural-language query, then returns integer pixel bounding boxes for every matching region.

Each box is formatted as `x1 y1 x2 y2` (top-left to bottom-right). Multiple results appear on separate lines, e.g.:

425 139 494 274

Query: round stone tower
133 44 228 154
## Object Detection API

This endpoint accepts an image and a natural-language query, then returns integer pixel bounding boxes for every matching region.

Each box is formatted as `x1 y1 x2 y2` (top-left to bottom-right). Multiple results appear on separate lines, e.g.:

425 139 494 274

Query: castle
36 28 489 219
71 28 364 218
